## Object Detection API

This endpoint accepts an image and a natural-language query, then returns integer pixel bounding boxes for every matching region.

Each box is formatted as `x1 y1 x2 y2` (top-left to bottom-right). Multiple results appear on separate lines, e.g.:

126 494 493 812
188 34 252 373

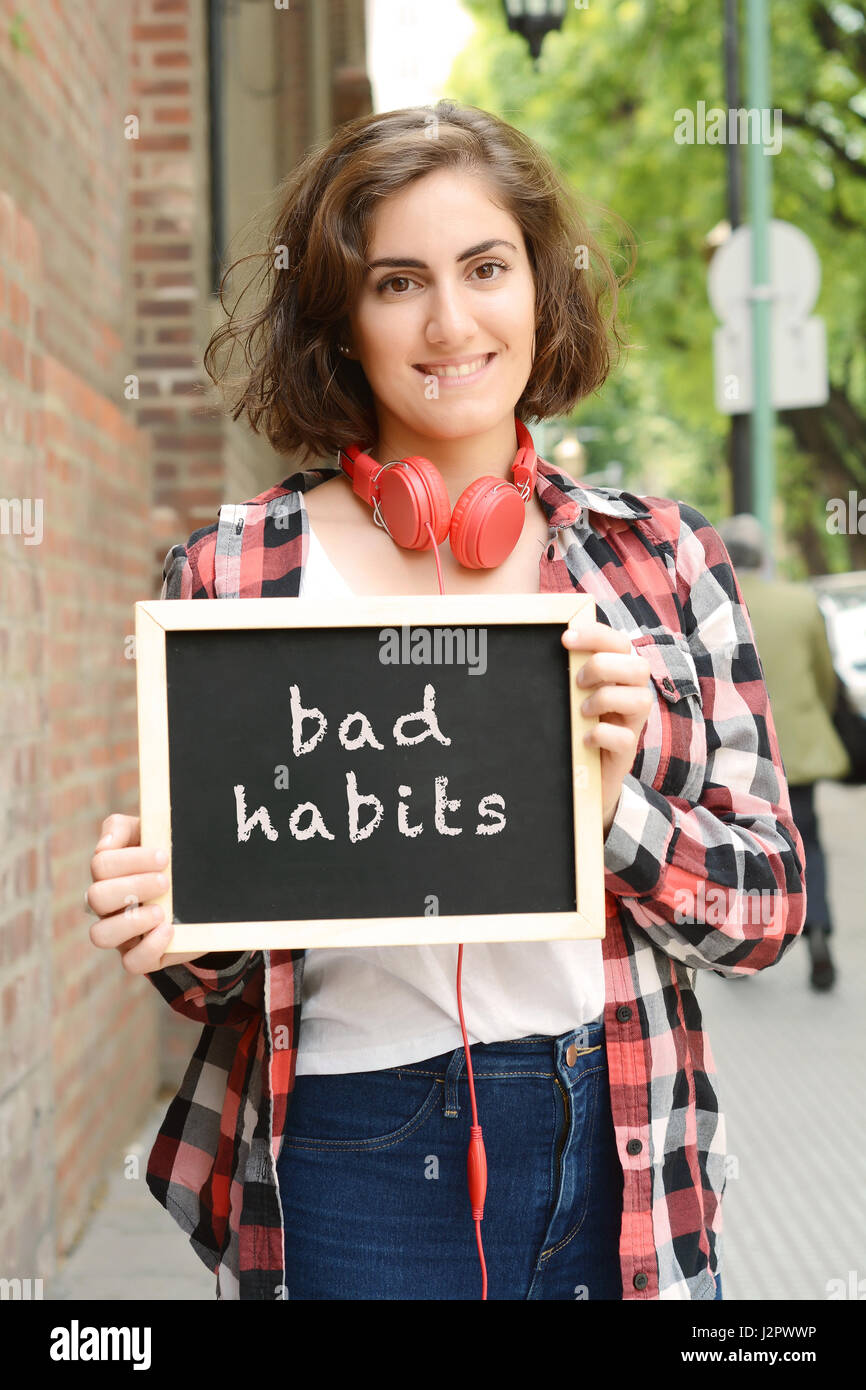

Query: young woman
86 101 806 1301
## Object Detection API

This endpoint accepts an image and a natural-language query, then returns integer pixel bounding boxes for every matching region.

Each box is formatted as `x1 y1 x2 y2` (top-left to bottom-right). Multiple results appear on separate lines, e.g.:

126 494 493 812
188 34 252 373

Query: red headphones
338 417 538 570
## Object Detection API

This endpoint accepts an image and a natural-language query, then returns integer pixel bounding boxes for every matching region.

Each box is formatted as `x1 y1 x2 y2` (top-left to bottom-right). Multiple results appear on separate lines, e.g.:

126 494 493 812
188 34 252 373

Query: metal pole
723 0 751 515
308 0 332 144
745 0 775 573
207 0 226 298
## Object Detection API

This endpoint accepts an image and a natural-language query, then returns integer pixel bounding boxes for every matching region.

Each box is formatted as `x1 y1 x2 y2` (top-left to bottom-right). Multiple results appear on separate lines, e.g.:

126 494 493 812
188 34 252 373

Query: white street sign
708 220 829 414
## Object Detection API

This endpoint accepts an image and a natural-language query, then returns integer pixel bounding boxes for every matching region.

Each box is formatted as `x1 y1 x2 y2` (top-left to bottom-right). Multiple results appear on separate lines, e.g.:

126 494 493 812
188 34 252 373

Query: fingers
117 923 176 976
562 621 632 655
88 813 176 974
87 867 169 921
90 900 165 950
580 683 654 721
577 651 651 692
89 816 169 922
562 622 651 690
95 813 141 852
583 720 637 754
90 845 167 887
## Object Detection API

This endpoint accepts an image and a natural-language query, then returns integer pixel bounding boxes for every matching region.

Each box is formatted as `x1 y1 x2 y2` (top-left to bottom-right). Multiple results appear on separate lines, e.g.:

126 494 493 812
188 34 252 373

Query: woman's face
347 168 536 447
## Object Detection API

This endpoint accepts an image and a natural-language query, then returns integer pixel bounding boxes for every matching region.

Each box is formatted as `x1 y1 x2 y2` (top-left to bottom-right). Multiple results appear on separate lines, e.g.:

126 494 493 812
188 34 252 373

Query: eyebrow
366 239 518 272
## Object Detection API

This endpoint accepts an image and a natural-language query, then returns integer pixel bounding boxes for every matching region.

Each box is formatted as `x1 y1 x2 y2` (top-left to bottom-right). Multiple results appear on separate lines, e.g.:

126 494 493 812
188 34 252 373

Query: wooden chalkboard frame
135 593 605 951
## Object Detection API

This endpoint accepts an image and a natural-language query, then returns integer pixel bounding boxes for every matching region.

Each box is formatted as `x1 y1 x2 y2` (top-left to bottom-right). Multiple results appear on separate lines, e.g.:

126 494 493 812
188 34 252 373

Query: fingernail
156 873 169 890
96 833 113 850
154 849 168 867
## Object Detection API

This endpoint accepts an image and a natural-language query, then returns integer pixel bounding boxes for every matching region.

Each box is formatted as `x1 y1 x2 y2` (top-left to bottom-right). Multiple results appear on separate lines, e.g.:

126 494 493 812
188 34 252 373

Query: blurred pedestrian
718 514 850 990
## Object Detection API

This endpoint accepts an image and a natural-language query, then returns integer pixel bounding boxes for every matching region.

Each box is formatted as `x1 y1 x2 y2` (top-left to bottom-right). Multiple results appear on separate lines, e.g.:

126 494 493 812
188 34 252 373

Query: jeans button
565 1043 578 1066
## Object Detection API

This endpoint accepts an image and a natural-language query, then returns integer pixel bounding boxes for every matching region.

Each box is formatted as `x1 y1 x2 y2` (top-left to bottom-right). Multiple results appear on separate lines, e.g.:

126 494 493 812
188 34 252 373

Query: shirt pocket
630 632 707 803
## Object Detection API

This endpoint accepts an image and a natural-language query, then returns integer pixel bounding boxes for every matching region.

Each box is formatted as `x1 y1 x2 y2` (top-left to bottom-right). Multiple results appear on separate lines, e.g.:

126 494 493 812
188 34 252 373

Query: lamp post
745 0 775 574
502 0 567 63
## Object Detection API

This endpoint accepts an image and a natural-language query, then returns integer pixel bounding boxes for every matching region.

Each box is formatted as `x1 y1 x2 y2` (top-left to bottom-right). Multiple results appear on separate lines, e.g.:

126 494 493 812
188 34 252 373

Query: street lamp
502 0 568 62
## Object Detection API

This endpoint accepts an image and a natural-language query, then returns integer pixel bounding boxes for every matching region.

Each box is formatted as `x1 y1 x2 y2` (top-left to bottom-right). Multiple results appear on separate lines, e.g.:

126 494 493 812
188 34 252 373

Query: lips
414 353 496 378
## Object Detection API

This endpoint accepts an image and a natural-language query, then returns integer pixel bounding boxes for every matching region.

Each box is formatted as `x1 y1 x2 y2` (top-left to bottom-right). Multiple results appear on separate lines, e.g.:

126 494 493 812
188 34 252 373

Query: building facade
0 0 370 1286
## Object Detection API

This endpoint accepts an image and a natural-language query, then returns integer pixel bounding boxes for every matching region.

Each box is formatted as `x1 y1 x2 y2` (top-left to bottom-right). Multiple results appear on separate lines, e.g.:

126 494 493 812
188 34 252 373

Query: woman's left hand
562 620 654 835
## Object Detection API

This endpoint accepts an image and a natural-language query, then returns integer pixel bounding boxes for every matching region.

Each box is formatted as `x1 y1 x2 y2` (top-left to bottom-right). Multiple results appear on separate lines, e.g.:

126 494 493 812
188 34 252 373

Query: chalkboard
135 594 604 951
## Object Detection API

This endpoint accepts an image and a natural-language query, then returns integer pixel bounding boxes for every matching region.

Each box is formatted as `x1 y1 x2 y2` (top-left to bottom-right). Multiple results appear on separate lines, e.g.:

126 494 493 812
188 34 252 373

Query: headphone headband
339 417 537 506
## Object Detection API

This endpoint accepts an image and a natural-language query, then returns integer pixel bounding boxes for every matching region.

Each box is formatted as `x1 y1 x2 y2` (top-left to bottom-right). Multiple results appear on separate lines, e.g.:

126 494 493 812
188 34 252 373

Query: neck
370 415 523 505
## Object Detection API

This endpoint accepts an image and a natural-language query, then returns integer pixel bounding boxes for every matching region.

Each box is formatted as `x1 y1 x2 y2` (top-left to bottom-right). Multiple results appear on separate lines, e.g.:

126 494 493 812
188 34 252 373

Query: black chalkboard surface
135 594 604 950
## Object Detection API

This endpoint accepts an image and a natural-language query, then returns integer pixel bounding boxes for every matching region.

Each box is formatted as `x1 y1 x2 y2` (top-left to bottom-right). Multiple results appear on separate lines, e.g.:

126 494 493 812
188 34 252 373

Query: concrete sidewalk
698 780 866 1300
47 781 866 1301
49 1099 214 1300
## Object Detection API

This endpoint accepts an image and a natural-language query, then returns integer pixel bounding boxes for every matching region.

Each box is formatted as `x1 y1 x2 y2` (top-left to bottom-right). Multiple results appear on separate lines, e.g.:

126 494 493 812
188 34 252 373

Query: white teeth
421 355 490 378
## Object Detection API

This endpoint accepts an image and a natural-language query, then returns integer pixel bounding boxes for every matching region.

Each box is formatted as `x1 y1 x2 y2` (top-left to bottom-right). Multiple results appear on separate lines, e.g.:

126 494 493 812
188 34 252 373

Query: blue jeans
279 1017 690 1300
277 1019 724 1300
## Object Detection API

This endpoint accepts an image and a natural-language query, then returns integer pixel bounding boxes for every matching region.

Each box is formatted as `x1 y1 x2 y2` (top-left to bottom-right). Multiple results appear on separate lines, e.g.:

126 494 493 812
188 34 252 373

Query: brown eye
472 260 508 282
377 275 415 295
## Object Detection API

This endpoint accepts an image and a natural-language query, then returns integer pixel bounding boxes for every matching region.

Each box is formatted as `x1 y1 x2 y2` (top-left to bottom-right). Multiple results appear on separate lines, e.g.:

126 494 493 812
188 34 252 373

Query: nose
424 281 478 348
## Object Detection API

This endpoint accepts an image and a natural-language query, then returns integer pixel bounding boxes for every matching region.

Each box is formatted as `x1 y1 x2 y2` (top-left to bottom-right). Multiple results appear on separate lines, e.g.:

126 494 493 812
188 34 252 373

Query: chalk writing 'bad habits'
233 682 507 843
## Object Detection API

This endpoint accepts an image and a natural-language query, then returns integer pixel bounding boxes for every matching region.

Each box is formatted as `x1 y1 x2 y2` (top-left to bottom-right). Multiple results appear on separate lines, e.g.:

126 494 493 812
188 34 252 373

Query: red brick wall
0 4 158 1274
0 0 370 1283
128 0 226 588
0 191 55 1278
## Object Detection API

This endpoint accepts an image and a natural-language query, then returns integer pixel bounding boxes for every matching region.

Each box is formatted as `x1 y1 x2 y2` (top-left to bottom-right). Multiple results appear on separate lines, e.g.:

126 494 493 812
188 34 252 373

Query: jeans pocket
283 1069 443 1151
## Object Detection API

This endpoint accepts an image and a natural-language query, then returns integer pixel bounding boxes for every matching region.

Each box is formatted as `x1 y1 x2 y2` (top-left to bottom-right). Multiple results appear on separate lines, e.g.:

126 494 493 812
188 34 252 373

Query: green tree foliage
447 0 866 573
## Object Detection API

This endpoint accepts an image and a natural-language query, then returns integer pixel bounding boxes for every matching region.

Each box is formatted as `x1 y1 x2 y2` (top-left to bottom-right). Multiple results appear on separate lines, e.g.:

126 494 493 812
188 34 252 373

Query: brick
0 0 370 1291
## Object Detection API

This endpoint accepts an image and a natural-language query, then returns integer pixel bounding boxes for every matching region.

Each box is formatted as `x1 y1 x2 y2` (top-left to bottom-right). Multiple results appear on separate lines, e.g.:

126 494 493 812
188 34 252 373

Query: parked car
808 570 866 718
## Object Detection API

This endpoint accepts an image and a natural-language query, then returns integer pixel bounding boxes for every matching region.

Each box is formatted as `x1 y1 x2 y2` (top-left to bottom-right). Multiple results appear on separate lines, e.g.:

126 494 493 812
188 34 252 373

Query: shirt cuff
182 951 255 988
603 773 678 897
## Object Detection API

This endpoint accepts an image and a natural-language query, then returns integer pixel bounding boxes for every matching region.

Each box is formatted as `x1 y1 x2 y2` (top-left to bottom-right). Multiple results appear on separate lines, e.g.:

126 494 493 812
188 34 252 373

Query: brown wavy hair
204 100 636 465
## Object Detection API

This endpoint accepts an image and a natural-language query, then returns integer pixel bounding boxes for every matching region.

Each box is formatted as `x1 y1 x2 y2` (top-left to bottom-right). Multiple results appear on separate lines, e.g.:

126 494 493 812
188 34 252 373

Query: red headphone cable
424 520 489 1301
456 943 489 1299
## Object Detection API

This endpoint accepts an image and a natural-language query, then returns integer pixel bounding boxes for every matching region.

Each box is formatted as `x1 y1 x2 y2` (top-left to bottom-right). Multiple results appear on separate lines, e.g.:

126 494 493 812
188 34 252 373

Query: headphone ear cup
450 476 527 569
377 456 451 549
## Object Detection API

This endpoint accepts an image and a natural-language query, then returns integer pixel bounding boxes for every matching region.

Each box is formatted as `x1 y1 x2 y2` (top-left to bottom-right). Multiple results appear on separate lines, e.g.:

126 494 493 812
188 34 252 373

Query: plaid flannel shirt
145 453 806 1300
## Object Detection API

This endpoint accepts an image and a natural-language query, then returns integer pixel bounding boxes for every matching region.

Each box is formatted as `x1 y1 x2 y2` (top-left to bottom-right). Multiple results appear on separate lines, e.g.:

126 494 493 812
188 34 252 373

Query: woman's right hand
87 813 209 973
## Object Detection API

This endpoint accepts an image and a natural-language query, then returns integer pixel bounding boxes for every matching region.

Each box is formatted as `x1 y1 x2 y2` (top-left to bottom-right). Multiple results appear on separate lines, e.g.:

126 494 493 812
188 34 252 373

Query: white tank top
294 516 606 1074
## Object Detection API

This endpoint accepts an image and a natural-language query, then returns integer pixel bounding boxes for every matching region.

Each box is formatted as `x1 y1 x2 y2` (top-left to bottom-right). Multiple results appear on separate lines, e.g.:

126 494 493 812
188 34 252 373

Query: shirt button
616 1005 633 1023
626 1138 642 1156
633 1272 649 1291
565 1043 578 1066
662 677 674 692
547 544 555 560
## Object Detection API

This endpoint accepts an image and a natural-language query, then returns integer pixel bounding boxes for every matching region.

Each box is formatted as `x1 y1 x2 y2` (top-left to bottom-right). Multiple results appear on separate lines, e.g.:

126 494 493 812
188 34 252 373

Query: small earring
338 344 351 356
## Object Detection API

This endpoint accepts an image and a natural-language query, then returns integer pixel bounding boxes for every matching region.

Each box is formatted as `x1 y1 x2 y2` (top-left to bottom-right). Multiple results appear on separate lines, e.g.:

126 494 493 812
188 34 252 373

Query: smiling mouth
413 353 496 379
